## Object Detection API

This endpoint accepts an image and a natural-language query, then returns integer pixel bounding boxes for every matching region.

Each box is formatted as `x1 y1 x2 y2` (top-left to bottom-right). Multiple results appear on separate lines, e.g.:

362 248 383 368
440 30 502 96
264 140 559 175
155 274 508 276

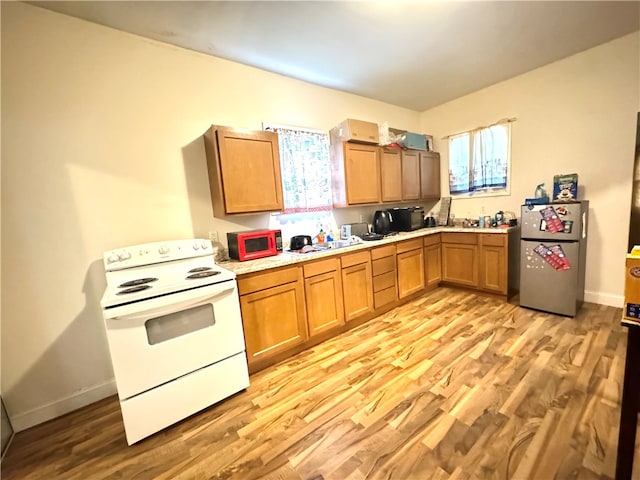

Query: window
449 121 511 197
264 123 337 242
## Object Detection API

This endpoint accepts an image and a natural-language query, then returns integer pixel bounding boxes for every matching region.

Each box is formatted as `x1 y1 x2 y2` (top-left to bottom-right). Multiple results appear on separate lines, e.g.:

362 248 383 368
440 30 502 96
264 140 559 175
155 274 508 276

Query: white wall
0 2 421 430
420 32 640 308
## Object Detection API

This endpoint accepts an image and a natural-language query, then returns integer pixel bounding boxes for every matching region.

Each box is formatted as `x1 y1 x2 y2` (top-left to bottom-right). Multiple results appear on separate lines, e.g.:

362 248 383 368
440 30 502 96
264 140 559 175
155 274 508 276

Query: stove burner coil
186 271 221 279
117 285 152 295
118 277 158 288
188 267 213 273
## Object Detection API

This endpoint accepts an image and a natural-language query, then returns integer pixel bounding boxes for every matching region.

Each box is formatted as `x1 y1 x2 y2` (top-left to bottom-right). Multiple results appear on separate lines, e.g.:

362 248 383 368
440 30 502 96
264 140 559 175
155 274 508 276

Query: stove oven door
102 279 246 400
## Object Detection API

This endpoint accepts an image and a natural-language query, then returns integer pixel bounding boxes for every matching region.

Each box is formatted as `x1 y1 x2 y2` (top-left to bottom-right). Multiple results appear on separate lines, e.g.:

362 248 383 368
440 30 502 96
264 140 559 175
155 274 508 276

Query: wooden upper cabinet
420 151 441 200
203 126 284 216
331 141 381 206
401 150 421 201
380 147 402 202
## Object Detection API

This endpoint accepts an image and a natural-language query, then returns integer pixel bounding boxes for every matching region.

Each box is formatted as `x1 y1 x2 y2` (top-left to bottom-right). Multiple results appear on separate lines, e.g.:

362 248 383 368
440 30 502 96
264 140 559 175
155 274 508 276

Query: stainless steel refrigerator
520 200 588 316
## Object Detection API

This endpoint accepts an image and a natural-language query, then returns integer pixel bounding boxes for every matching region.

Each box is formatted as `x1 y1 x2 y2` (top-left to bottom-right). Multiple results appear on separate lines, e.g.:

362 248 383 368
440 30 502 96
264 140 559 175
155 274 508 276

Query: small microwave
227 229 282 261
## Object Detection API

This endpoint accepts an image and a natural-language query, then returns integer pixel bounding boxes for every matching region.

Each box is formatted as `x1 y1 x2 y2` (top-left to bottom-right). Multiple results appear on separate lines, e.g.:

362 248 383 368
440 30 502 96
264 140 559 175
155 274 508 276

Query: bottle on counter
317 228 325 244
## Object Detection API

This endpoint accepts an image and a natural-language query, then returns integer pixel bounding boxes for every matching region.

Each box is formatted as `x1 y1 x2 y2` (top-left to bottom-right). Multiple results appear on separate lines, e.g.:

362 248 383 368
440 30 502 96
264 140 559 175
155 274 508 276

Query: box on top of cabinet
397 132 427 150
330 118 379 145
625 246 640 324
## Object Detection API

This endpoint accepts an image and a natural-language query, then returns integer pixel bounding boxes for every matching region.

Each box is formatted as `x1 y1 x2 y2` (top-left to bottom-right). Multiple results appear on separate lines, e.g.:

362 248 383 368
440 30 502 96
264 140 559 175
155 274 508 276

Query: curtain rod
441 117 517 140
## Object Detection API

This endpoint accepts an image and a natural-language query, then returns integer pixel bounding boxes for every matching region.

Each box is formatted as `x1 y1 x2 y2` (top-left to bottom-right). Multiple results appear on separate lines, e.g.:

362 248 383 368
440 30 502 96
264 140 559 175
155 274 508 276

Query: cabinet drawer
373 271 396 292
423 233 441 247
341 250 371 268
303 257 340 278
374 286 397 310
371 244 396 260
372 256 396 276
238 267 301 295
441 232 478 245
480 234 506 247
396 238 423 254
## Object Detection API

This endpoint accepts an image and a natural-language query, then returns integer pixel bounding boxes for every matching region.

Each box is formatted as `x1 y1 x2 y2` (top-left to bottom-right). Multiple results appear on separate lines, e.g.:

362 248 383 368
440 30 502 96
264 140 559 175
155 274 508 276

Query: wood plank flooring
1 288 631 479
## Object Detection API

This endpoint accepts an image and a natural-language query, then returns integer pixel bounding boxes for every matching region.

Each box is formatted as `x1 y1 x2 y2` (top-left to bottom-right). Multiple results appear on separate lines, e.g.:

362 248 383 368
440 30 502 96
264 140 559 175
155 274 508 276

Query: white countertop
219 225 518 276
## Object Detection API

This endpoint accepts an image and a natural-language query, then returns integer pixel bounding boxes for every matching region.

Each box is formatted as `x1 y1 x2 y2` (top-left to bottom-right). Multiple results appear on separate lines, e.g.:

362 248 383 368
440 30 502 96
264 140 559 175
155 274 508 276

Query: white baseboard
584 290 624 308
10 379 117 432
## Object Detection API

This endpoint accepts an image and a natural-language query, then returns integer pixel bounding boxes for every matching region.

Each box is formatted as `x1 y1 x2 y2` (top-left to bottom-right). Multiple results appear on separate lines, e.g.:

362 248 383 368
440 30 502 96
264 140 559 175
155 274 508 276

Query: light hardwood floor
1 288 630 479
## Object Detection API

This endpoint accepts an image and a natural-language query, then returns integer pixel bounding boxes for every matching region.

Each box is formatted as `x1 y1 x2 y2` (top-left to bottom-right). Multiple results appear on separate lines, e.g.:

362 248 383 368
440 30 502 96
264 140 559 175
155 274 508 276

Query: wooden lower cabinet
238 267 308 369
424 234 442 288
303 258 345 337
341 250 374 321
396 239 425 298
237 230 513 373
479 234 508 294
441 233 479 288
441 232 511 294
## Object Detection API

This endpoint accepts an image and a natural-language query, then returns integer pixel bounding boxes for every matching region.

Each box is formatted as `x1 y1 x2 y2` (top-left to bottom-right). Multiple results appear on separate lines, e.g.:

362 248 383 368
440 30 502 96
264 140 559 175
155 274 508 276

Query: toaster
290 235 313 250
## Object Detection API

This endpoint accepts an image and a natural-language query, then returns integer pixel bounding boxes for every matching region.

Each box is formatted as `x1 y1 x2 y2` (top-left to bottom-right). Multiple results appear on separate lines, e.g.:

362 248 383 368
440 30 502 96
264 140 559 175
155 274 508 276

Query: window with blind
449 121 512 197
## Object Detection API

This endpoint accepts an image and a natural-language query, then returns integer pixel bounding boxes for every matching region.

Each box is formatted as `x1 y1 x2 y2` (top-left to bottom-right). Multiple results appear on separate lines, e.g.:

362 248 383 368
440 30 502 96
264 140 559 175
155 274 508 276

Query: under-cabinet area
227 227 518 373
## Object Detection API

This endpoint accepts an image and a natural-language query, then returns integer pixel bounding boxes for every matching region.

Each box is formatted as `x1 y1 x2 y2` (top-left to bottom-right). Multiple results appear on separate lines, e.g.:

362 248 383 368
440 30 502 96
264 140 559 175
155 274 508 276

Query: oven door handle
111 285 235 321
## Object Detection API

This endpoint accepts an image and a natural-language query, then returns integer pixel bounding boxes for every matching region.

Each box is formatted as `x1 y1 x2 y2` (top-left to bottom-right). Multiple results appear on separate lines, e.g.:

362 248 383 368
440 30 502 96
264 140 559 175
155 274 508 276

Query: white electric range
101 238 249 445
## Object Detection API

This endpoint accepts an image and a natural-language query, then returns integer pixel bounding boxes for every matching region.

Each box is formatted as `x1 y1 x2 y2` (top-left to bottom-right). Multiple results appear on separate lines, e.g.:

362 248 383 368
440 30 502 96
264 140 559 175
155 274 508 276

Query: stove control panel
103 239 212 271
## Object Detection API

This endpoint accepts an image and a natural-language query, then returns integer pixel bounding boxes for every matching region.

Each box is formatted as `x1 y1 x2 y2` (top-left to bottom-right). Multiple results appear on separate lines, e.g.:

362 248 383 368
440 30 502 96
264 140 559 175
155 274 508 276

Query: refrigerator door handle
582 212 586 239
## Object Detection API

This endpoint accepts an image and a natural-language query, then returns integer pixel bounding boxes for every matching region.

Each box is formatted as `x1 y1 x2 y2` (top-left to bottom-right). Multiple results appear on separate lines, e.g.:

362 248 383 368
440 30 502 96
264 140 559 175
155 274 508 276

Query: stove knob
193 243 200 250
117 251 131 261
107 253 119 264
158 245 170 255
201 241 209 250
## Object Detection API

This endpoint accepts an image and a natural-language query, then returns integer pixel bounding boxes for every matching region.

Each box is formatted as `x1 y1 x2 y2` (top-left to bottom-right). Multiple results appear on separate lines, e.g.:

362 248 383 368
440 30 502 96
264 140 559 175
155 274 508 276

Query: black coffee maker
373 210 392 235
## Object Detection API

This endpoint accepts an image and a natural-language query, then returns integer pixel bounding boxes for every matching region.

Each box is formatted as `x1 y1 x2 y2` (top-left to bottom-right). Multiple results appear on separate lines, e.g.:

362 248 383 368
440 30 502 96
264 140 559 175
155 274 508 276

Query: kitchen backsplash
209 202 439 261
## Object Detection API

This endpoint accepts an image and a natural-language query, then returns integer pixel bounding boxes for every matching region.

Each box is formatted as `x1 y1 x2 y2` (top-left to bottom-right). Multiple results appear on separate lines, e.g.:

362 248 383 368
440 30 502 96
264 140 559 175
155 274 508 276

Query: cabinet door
420 151 441 200
397 248 425 298
345 143 380 204
240 281 308 367
424 244 442 288
380 148 402 202
402 150 420 200
480 245 507 294
305 270 345 337
342 262 374 321
442 243 479 287
214 128 284 214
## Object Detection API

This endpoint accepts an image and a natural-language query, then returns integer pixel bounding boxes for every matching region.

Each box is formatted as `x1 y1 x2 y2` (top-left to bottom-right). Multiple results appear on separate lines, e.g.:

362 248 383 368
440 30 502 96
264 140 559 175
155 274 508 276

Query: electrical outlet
208 231 219 243
359 214 364 223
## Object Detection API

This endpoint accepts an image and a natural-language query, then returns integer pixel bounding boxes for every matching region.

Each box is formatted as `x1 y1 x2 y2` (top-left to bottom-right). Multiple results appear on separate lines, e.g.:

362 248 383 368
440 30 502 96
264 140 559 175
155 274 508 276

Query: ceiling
29 1 640 111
